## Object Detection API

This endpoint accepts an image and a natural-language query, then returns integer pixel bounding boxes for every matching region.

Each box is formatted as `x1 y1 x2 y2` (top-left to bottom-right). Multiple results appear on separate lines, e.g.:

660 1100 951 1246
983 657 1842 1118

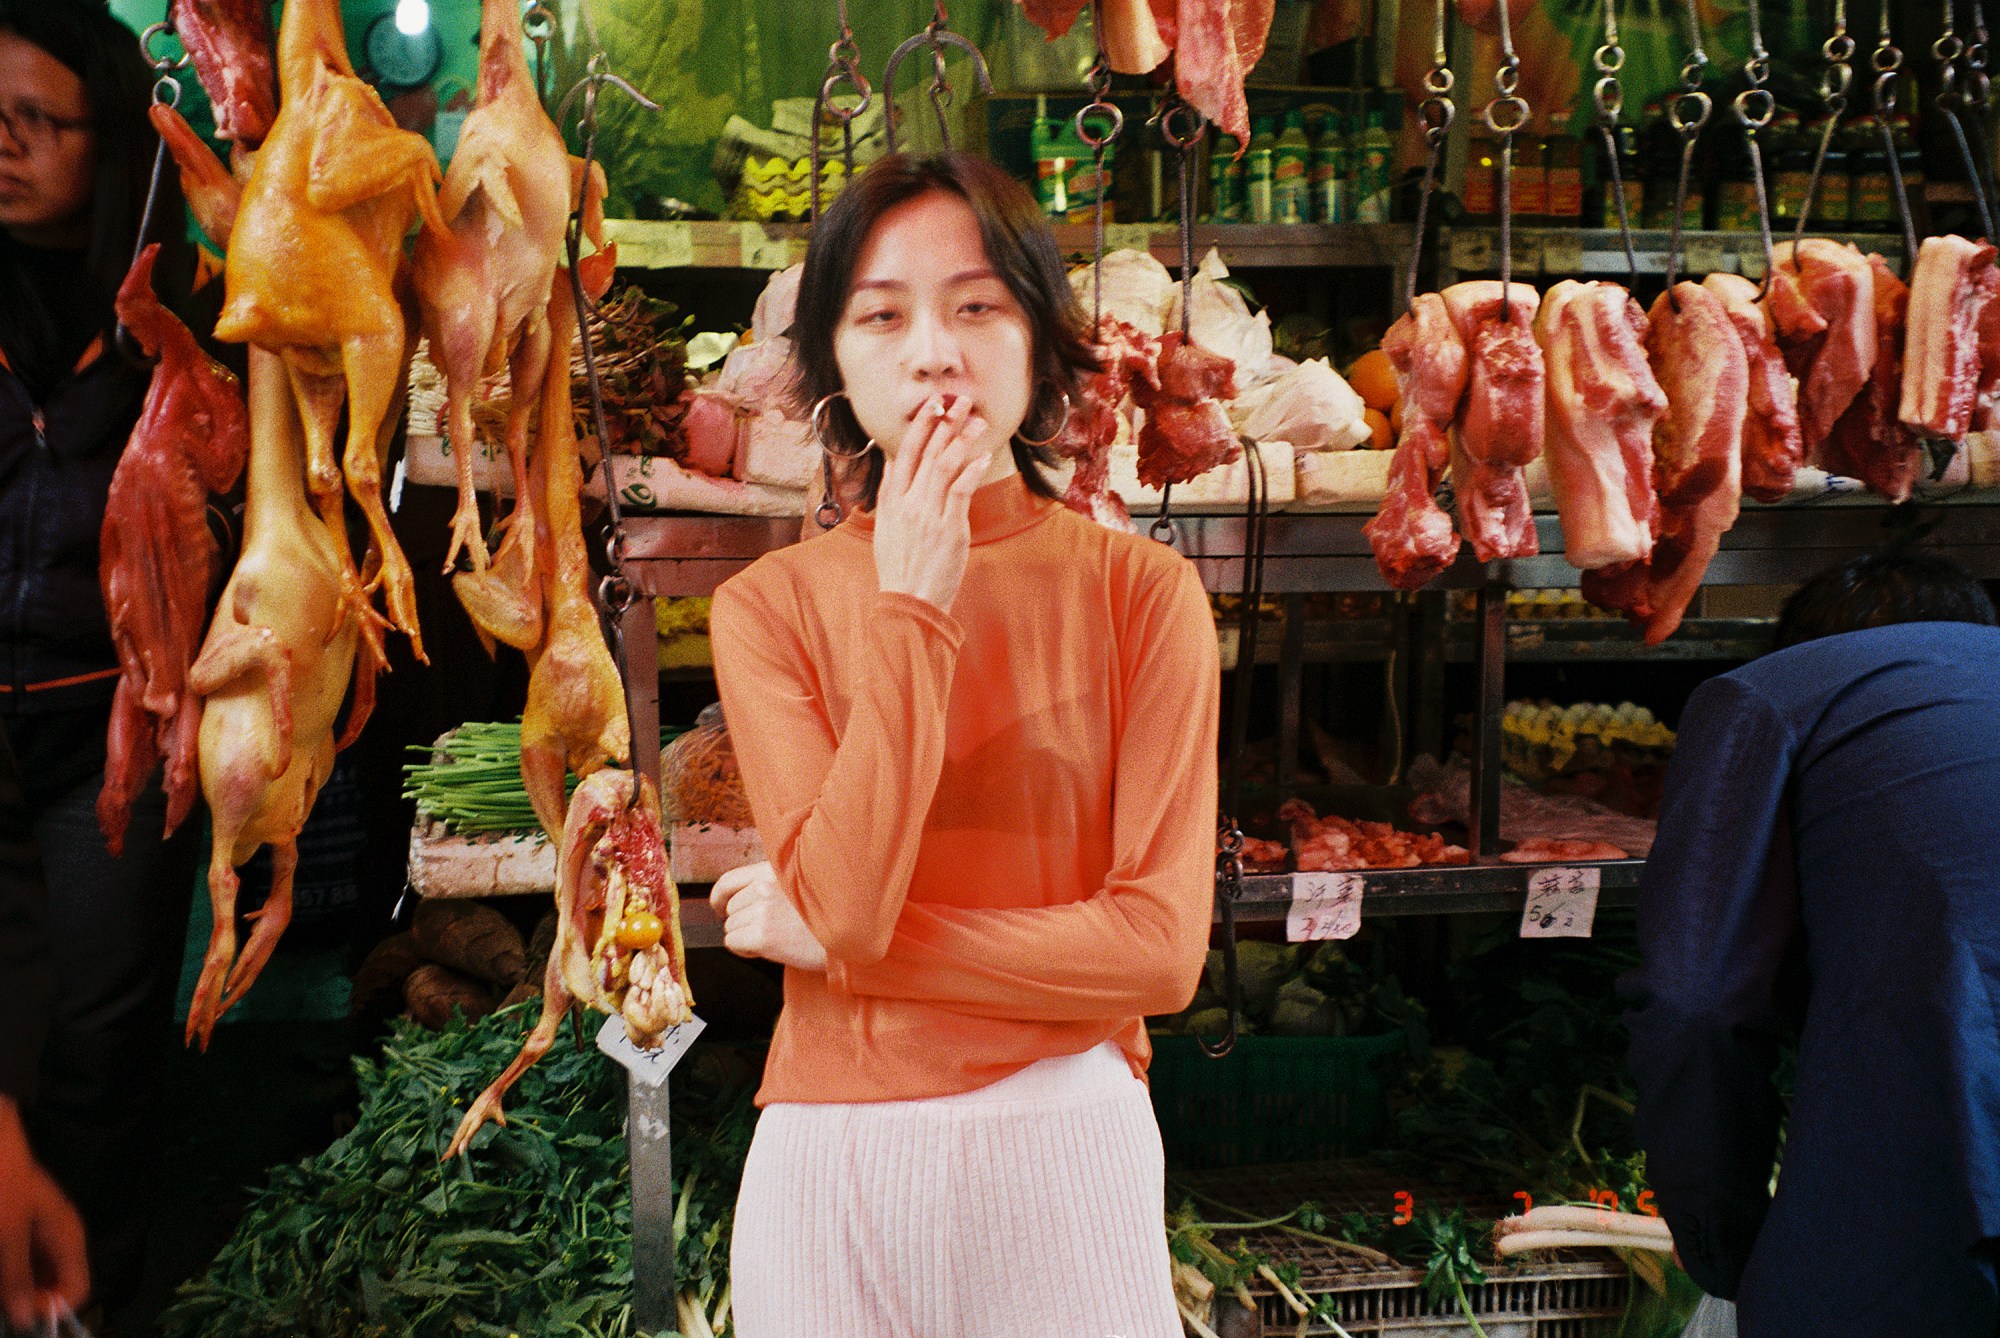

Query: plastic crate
1149 1032 1407 1169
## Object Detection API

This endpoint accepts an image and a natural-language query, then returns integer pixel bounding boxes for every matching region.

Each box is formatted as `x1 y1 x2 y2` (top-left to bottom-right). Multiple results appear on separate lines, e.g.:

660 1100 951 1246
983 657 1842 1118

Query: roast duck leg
1363 292 1466 589
445 769 693 1158
184 350 379 1047
519 286 631 842
97 245 250 855
210 0 447 659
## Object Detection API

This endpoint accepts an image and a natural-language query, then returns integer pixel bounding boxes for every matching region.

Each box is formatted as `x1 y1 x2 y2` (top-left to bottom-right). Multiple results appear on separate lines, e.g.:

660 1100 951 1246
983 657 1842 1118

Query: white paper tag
1288 872 1364 942
596 1012 706 1087
653 220 694 268
1103 222 1154 255
1451 230 1494 273
1684 236 1729 277
737 222 793 270
1519 867 1600 938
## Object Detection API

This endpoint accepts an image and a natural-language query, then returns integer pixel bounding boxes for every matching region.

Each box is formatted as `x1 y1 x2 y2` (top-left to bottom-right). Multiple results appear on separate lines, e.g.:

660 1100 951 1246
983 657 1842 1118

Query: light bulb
394 0 431 35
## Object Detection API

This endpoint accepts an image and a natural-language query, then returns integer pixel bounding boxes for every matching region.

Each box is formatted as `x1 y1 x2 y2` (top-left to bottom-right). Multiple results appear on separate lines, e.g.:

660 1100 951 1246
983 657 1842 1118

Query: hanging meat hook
1404 0 1455 311
1478 0 1530 321
882 4 993 155
810 0 871 222
115 21 190 368
1661 0 1713 310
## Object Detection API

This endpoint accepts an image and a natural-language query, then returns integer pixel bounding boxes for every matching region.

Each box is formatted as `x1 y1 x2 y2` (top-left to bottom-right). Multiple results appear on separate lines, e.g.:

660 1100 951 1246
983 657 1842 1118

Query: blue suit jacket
1621 622 2000 1335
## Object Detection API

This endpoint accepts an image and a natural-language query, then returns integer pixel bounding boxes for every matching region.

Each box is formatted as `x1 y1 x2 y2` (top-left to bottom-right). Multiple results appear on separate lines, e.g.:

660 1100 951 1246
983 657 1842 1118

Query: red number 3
1393 1191 1414 1225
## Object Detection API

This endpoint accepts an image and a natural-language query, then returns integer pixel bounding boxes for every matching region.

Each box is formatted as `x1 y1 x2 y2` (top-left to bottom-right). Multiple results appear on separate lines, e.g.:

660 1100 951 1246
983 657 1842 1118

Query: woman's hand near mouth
874 392 989 613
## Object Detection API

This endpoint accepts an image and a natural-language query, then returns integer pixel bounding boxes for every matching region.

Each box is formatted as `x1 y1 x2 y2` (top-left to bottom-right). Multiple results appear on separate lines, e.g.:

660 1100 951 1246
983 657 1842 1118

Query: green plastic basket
1148 1032 1407 1170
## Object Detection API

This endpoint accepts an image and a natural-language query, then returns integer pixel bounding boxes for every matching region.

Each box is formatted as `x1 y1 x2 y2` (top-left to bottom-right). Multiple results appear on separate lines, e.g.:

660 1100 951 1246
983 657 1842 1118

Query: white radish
1495 1205 1674 1240
1496 1228 1675 1257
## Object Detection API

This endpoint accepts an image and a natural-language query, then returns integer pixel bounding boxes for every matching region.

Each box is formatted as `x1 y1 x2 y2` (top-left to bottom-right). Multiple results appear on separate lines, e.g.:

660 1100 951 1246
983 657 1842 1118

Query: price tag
1510 232 1545 276
596 1012 706 1088
649 220 694 268
1104 222 1154 255
1684 236 1729 277
1288 872 1363 942
1542 232 1584 274
737 222 793 270
1519 866 1600 938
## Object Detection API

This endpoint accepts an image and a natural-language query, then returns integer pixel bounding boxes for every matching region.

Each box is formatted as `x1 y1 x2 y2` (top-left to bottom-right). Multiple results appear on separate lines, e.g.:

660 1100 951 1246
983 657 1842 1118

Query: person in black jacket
0 4 205 1329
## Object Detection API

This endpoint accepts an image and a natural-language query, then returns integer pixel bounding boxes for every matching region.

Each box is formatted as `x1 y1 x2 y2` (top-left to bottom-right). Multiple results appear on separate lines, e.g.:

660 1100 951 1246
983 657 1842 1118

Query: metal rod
1468 581 1506 858
626 1076 676 1332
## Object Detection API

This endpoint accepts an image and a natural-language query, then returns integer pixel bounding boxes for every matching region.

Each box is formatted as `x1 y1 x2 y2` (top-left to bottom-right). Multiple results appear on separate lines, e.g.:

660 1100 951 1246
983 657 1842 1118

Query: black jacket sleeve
1618 675 1805 1299
0 727 52 1104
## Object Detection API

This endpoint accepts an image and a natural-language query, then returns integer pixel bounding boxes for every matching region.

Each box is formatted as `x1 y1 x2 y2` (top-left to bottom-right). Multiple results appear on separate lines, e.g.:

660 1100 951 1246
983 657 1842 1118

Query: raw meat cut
1442 281 1545 468
213 0 448 658
1975 271 2000 430
1364 294 1465 589
171 0 277 146
1278 798 1470 872
1237 836 1288 873
1450 433 1538 563
1766 240 1877 450
1899 234 2000 439
1499 839 1630 863
446 770 693 1158
1535 280 1665 570
1584 282 1747 644
98 245 250 856
1132 332 1241 487
1017 1 1270 144
1406 757 1659 856
1820 255 1924 502
1704 273 1804 503
1057 316 1157 529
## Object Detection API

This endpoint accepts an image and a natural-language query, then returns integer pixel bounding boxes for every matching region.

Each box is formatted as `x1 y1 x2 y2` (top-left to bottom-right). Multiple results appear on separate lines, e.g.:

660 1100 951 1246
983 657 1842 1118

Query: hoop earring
811 393 875 460
1012 389 1072 449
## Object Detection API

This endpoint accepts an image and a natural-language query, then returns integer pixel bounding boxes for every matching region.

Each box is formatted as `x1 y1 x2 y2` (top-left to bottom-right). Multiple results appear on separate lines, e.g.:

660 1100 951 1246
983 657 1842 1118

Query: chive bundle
404 721 686 835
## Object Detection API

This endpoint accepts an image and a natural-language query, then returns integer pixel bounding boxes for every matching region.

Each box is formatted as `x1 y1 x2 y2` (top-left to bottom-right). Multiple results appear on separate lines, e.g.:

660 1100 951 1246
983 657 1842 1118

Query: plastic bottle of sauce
1356 107 1395 222
1208 134 1245 222
1311 110 1349 222
1274 110 1312 224
1245 117 1277 223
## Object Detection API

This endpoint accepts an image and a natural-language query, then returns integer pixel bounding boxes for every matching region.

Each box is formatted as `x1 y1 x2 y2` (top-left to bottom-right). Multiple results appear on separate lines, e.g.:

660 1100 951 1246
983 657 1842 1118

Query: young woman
709 153 1219 1336
0 3 201 1327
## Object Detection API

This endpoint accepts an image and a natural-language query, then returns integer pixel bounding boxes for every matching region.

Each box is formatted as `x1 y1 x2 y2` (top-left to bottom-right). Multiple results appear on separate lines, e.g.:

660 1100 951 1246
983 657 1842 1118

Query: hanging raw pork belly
1442 281 1544 562
1900 234 2000 440
1766 239 1877 453
1363 293 1466 589
1820 255 1924 502
1704 274 1804 504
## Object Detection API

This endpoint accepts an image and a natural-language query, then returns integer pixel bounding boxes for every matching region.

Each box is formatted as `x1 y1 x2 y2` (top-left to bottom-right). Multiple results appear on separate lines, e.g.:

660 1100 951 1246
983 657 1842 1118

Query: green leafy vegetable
405 722 685 836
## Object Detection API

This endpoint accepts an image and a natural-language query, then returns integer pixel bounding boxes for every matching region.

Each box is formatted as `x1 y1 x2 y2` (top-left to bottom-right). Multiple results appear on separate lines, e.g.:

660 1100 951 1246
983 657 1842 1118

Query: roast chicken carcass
445 769 693 1159
170 0 278 147
212 0 447 659
519 289 631 842
1900 234 2000 440
184 350 378 1047
1363 293 1465 589
1132 332 1241 488
1535 280 1665 572
414 0 603 581
97 245 250 856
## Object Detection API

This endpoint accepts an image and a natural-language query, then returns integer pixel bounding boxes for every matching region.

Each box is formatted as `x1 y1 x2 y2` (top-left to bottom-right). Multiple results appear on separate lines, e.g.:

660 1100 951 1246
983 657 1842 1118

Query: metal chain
1594 0 1640 284
1479 0 1530 320
1875 10 1920 261
1732 0 1777 287
1793 0 1852 253
883 3 993 155
1404 0 1454 309
1663 0 1713 308
1074 0 1123 328
1152 96 1206 549
810 0 871 222
1939 0 1999 238
116 22 189 367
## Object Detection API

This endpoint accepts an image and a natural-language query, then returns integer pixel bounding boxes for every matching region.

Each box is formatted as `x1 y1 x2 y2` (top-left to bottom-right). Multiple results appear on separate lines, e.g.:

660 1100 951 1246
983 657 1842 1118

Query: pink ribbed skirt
729 1041 1182 1338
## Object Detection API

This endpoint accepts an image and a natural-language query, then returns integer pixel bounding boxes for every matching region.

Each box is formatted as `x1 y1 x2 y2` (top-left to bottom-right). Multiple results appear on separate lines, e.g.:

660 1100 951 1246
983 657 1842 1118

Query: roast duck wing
211 0 448 658
97 245 250 856
184 350 378 1047
1535 280 1666 572
1766 239 1877 450
519 287 631 843
1704 273 1804 503
1442 281 1543 562
1900 234 2000 439
1819 255 1923 502
1363 293 1465 589
1582 282 1747 644
414 0 616 587
1054 316 1157 530
170 0 277 147
446 769 692 1158
1132 332 1241 488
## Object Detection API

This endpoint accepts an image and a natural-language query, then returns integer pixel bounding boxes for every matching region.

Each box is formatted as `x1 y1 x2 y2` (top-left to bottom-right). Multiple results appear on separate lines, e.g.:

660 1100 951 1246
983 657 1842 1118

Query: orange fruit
1363 407 1393 450
1347 349 1400 412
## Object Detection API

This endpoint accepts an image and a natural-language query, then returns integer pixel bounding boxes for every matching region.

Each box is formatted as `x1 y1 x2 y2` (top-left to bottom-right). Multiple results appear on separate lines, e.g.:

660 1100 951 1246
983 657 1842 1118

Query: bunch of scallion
404 721 686 836
159 1005 755 1338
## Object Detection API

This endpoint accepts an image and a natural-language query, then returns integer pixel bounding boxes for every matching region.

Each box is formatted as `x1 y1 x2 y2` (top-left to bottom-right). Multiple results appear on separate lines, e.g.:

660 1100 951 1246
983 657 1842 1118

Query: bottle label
1852 173 1894 225
1464 159 1497 218
1248 178 1274 223
1547 165 1583 219
1819 177 1849 224
1773 168 1813 221
1717 180 1758 231
1512 165 1547 218
1618 178 1645 228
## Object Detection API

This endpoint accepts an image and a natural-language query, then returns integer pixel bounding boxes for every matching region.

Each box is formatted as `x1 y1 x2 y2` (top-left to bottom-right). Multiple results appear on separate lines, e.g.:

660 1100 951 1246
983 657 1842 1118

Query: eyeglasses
0 102 92 152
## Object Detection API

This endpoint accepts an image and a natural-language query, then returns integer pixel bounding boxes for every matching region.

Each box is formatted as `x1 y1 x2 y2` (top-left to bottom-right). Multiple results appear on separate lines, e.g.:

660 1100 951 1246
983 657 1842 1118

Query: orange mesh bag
661 702 754 827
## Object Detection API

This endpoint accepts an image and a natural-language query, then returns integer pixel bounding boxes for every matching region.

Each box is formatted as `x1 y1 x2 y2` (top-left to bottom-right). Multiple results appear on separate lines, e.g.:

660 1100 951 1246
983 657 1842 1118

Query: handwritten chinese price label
596 1013 706 1088
737 222 795 270
1288 872 1363 943
1684 236 1729 278
1519 866 1600 939
1103 223 1154 255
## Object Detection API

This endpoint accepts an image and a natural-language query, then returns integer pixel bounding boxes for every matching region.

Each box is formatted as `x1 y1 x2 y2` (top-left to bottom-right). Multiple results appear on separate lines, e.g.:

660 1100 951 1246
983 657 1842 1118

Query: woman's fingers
709 860 767 916
904 396 974 504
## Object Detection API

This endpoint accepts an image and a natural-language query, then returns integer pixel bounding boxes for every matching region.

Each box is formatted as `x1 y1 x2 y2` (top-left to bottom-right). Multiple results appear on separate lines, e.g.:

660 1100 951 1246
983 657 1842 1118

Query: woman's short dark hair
0 0 191 380
1774 552 1999 649
788 151 1098 509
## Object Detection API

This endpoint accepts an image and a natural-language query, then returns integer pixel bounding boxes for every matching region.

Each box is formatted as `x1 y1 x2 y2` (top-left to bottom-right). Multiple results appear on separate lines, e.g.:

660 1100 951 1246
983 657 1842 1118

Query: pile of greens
160 1006 756 1338
405 722 687 836
1162 935 1430 1048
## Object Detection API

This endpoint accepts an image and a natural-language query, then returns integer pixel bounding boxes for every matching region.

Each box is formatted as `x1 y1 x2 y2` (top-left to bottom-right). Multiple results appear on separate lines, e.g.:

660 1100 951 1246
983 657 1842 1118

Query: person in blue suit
1622 552 2000 1336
